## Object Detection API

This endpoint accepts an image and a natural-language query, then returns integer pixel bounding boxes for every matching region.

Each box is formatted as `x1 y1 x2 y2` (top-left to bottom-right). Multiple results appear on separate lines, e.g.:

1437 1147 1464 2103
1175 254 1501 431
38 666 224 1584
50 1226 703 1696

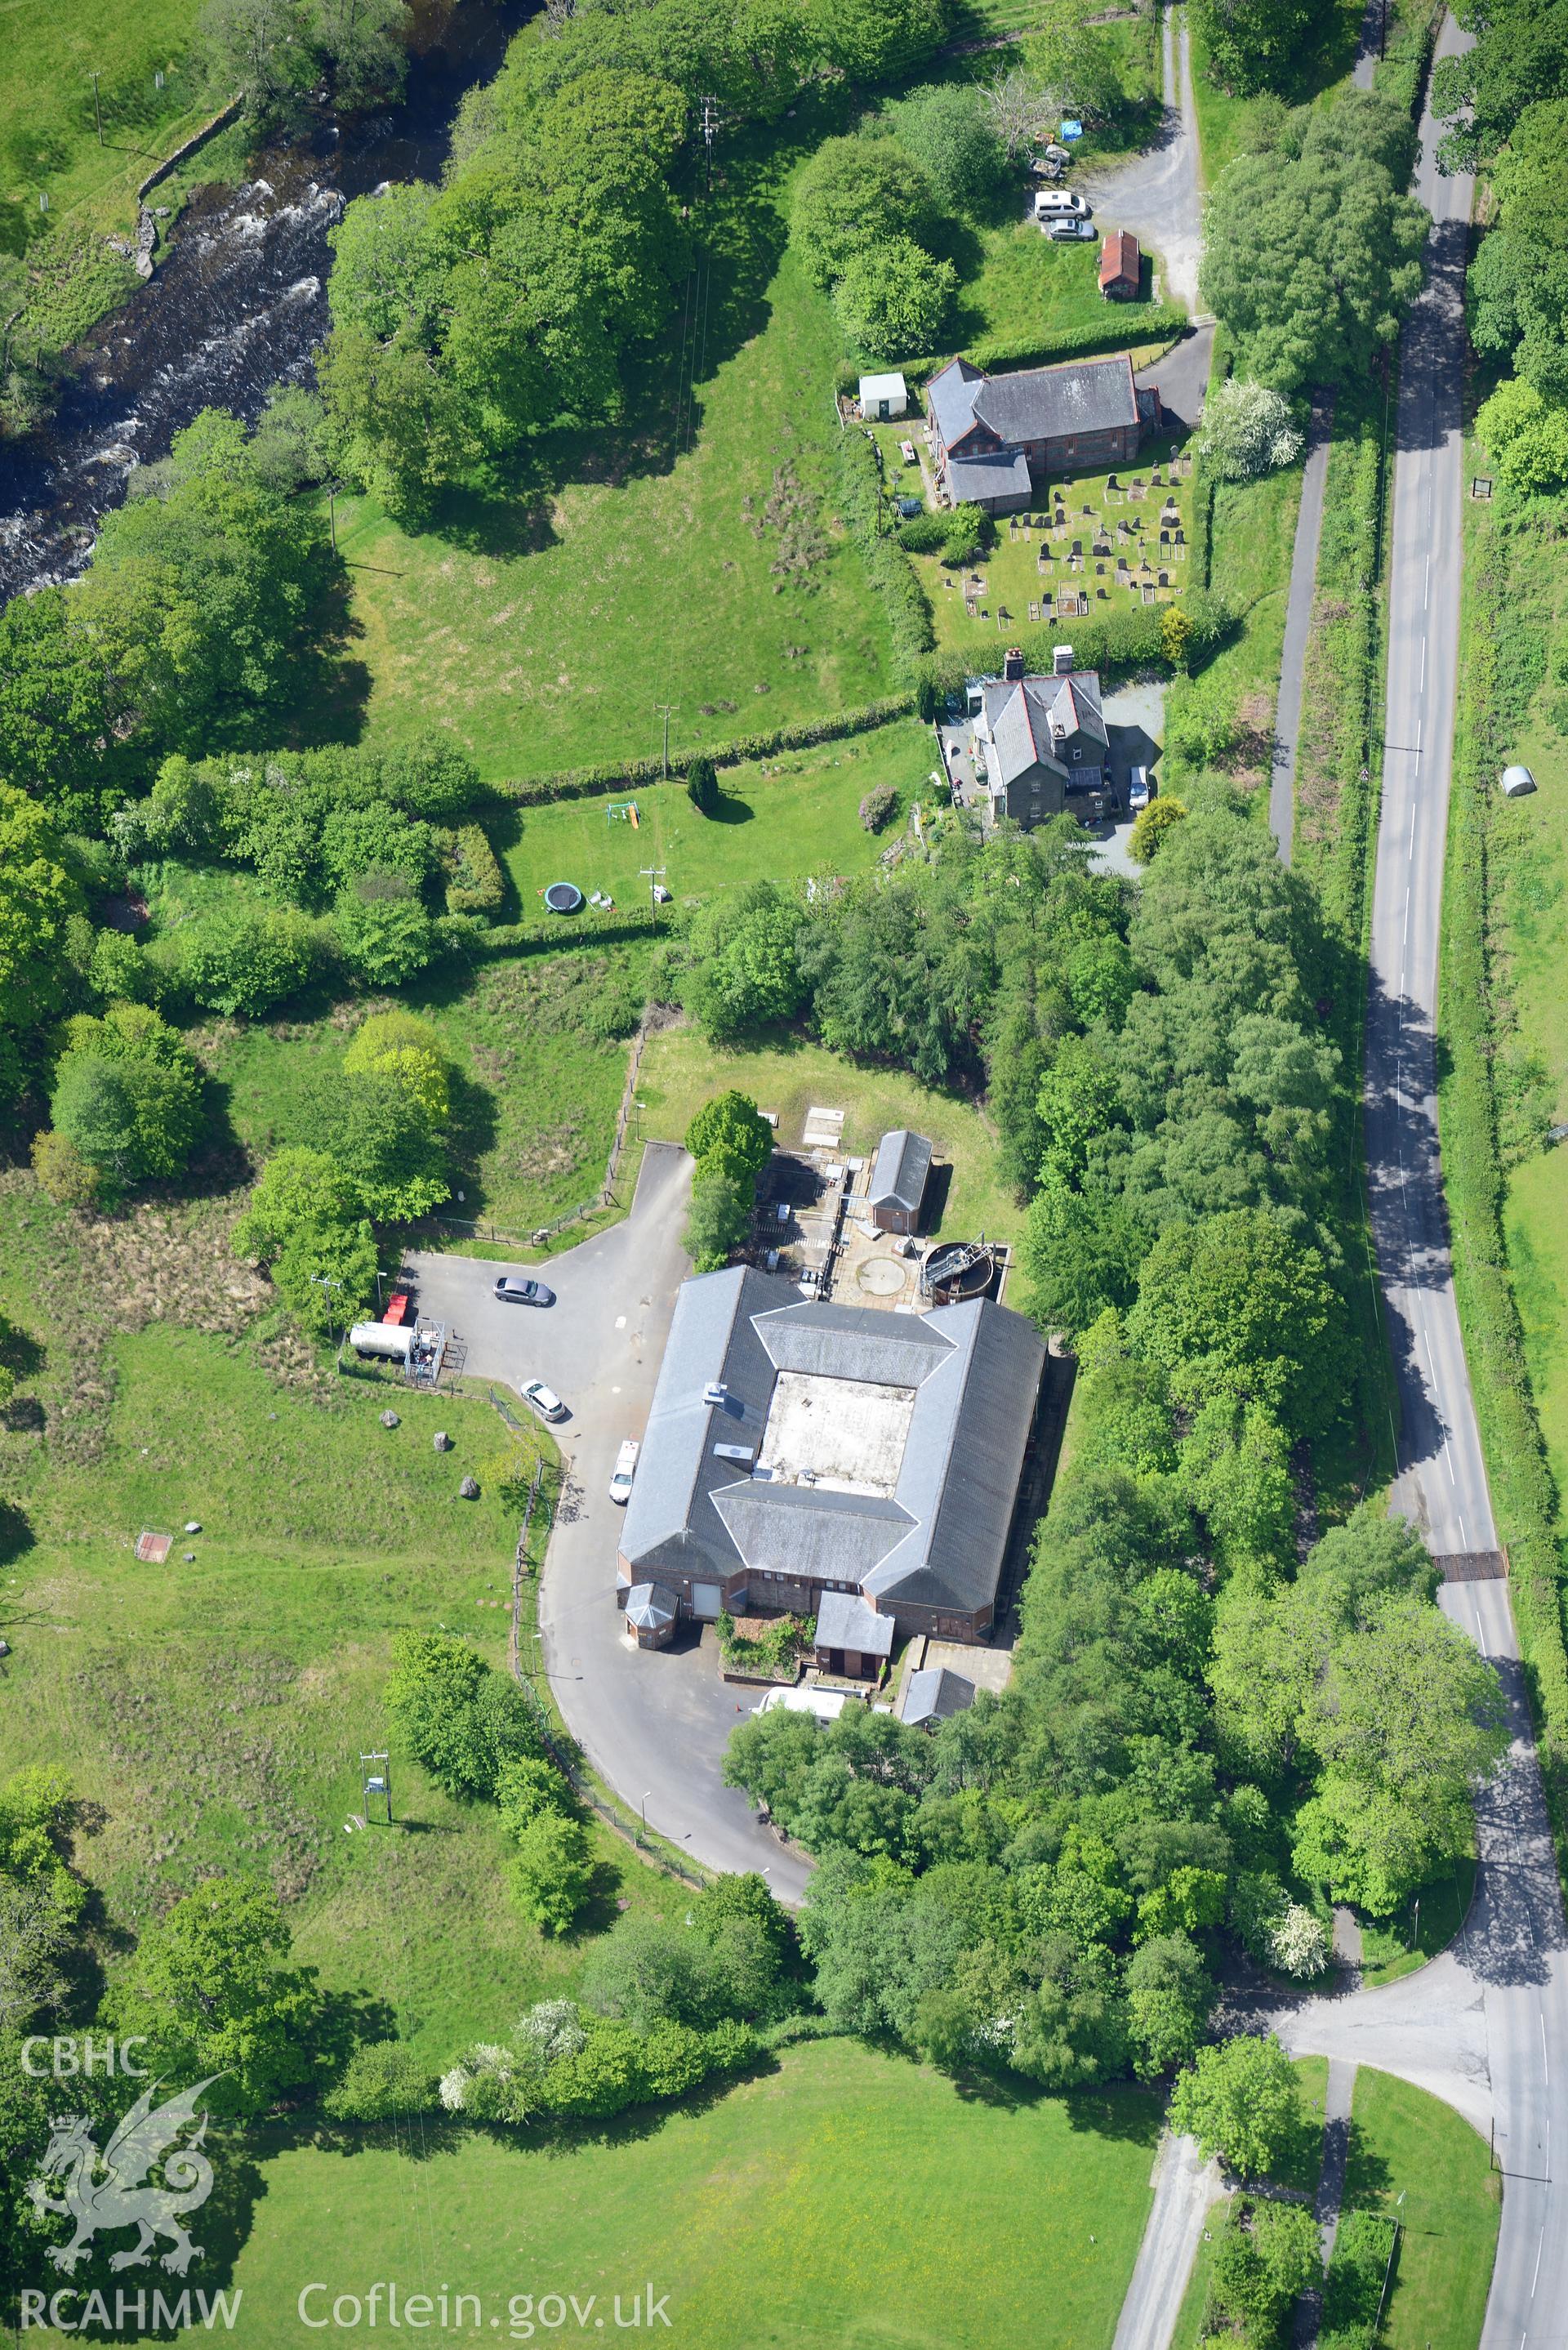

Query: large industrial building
616 1267 1045 1645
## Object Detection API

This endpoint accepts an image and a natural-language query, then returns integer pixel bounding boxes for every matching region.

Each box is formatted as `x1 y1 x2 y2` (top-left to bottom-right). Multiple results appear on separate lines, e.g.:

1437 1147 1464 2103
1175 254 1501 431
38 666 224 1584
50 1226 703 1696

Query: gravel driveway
402 1145 813 1899
1080 8 1204 315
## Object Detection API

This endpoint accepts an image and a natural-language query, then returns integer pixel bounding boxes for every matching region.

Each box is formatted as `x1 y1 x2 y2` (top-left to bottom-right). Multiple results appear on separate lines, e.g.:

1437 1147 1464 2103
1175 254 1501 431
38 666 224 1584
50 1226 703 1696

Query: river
0 0 530 604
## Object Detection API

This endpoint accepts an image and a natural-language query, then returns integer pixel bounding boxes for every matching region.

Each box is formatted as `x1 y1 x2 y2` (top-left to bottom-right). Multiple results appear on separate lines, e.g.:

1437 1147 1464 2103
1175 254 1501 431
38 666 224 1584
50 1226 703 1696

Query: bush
31 1128 103 1211
333 875 437 983
324 2040 441 2121
895 511 950 553
50 1004 203 1191
859 783 899 833
509 1809 595 1936
1197 377 1304 482
939 503 990 568
686 755 719 816
440 823 506 919
835 433 934 679
833 237 957 363
1129 796 1187 863
171 898 315 1017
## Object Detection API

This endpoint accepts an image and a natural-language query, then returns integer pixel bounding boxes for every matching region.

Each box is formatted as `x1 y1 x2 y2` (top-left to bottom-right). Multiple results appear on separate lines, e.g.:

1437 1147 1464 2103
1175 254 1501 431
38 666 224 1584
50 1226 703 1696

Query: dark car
495 1275 555 1307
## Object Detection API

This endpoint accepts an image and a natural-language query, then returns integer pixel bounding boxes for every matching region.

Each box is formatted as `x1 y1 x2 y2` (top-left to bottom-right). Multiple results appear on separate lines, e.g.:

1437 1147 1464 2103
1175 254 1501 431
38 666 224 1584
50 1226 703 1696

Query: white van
609 1438 639 1505
1035 188 1089 220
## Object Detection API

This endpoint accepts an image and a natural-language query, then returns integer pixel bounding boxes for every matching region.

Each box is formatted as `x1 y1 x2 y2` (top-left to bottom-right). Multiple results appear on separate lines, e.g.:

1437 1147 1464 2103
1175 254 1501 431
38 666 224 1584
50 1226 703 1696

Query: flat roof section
757 1370 916 1499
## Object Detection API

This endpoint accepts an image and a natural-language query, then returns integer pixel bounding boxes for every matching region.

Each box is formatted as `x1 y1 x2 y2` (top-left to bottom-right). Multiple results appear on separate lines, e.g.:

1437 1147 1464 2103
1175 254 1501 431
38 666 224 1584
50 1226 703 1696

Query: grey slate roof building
866 1129 933 1233
973 666 1109 826
899 1665 977 1728
617 1268 1045 1640
814 1590 896 1666
924 352 1152 513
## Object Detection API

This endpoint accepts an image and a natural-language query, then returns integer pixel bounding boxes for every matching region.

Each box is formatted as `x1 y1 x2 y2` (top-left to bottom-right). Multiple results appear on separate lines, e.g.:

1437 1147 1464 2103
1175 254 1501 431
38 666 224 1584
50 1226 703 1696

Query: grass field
0 1178 692 2056
1343 2070 1500 2350
635 1027 1025 1246
1163 450 1303 809
952 220 1168 354
1357 1854 1477 1986
221 2042 1160 2349
1488 671 1568 1514
334 216 892 780
202 945 653 1237
497 721 936 912
0 0 208 247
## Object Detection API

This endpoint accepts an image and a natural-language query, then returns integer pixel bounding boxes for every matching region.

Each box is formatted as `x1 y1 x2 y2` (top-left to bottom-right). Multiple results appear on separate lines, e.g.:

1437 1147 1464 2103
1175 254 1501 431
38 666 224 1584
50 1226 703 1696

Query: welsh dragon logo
27 2076 221 2276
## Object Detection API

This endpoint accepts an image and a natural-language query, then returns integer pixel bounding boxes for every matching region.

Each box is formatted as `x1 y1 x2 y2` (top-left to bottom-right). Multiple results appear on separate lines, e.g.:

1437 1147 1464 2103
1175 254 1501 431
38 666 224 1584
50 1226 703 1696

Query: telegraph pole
654 703 676 778
697 96 720 194
639 866 667 927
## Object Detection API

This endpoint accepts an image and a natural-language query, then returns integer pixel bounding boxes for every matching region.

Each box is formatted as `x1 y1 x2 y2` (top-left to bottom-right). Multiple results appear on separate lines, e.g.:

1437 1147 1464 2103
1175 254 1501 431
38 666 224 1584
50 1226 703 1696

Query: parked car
495 1274 555 1306
609 1438 640 1505
1035 189 1089 219
1129 766 1152 812
520 1378 568 1423
1048 217 1097 241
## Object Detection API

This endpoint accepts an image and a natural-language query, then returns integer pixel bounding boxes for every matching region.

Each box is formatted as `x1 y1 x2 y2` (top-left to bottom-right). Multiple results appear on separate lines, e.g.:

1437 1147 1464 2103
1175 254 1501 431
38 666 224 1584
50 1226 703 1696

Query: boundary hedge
484 695 919 806
835 428 935 679
1441 507 1568 1859
834 311 1191 395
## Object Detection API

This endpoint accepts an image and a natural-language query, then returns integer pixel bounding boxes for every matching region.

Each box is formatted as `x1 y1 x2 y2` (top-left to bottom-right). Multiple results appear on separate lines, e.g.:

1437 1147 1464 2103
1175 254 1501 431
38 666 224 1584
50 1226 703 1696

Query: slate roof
625 1581 678 1630
947 449 1032 507
973 355 1138 444
899 1666 977 1727
814 1590 895 1657
619 1269 1045 1620
979 670 1107 792
867 1130 933 1219
926 355 987 451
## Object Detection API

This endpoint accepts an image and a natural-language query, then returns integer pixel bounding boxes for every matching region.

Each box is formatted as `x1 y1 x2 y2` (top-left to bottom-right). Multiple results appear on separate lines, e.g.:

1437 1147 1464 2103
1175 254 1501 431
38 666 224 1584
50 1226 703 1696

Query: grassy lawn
1343 2070 1500 2350
497 721 936 912
0 1179 693 2057
911 431 1193 662
953 220 1171 354
636 1027 1024 1247
202 946 653 1237
1164 453 1303 809
223 2042 1160 2348
1490 680 1568 1514
334 223 892 781
1358 1855 1477 1987
0 0 208 246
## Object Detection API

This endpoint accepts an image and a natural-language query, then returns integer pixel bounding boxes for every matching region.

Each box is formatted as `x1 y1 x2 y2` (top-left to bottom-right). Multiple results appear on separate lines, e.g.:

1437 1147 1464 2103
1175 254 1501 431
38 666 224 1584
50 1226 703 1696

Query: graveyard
898 435 1195 658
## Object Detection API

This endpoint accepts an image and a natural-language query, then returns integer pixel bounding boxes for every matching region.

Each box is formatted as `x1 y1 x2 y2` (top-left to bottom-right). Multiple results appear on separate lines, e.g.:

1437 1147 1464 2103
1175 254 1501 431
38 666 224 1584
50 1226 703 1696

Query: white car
609 1438 639 1504
1129 766 1152 812
1035 189 1089 219
520 1378 568 1424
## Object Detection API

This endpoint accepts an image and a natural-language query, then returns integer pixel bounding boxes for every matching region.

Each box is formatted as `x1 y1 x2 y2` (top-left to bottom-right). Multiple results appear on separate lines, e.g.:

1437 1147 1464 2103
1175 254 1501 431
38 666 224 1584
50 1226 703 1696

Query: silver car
520 1379 568 1423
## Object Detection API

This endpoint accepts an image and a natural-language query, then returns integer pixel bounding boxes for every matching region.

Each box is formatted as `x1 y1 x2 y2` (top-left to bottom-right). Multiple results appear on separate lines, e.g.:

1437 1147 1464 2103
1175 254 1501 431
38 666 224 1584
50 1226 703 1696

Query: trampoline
544 881 584 914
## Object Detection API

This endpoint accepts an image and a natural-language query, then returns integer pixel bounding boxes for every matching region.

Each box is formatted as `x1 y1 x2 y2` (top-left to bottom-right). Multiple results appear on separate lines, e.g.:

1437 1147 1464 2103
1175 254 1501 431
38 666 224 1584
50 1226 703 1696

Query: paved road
1081 7 1203 314
1291 20 1568 2347
405 1147 813 1897
1267 395 1334 865
1111 2134 1220 2350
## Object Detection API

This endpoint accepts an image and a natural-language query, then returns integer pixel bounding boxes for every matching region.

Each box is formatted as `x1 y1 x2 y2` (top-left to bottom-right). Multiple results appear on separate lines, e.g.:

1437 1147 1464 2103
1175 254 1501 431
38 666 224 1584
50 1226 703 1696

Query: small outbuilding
1501 764 1538 797
859 370 908 421
866 1129 933 1235
813 1590 896 1682
1099 229 1142 301
624 1581 679 1650
899 1666 977 1729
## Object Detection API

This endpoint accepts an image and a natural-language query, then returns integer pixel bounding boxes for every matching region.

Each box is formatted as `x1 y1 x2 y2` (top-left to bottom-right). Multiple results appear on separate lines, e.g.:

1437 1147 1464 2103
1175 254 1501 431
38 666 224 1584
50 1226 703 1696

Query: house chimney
1003 645 1025 682
1053 644 1074 676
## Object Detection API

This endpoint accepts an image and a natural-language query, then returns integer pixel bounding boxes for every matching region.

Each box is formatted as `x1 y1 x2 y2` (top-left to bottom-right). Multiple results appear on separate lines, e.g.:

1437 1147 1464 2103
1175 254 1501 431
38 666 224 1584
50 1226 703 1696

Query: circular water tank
544 881 584 912
1501 765 1538 797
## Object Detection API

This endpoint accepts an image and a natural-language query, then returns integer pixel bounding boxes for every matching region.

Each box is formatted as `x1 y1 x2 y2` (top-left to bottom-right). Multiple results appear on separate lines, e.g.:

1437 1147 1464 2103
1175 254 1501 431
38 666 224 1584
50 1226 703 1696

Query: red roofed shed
1099 230 1141 301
